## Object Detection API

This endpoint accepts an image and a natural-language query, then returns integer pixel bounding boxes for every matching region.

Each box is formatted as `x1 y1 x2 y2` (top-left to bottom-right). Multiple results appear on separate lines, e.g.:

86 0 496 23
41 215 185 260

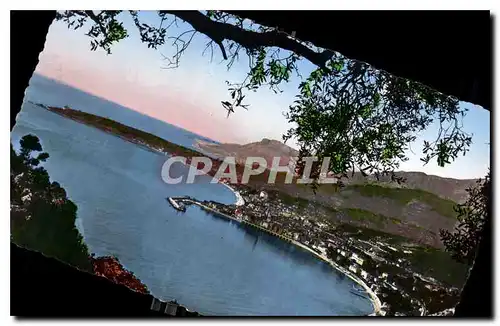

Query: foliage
54 10 475 186
440 171 490 265
283 58 470 182
406 246 469 288
11 135 92 272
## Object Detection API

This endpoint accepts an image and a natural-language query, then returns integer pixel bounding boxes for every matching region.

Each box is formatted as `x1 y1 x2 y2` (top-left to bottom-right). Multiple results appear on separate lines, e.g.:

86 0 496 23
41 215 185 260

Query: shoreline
181 198 382 316
214 180 245 206
289 238 382 316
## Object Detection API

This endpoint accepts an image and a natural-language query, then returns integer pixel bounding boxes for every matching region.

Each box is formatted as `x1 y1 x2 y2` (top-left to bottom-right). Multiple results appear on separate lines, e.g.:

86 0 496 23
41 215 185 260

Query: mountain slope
197 138 479 247
196 138 298 171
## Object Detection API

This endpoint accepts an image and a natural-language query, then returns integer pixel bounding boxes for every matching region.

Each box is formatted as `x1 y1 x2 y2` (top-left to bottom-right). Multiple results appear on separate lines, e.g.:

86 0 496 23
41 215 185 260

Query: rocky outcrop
91 255 149 294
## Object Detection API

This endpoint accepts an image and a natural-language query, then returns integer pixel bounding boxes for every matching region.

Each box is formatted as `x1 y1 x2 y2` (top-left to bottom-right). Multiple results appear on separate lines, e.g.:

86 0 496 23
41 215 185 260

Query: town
171 182 462 316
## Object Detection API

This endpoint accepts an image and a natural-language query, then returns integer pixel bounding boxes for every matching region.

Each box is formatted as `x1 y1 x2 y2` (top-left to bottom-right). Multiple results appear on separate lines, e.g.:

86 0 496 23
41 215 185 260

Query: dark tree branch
161 10 334 69
217 41 228 60
84 10 106 35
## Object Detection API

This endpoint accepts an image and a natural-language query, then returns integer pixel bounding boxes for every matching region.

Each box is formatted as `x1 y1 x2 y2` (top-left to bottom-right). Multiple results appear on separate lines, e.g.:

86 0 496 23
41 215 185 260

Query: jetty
166 197 189 212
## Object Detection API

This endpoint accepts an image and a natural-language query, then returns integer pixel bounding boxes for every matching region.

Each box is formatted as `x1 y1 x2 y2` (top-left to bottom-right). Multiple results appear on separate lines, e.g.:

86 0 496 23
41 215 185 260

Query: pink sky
35 52 249 144
33 18 297 147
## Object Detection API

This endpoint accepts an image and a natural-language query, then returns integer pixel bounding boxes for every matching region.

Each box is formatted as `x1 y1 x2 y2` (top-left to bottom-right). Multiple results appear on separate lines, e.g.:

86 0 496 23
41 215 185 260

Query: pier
166 197 189 212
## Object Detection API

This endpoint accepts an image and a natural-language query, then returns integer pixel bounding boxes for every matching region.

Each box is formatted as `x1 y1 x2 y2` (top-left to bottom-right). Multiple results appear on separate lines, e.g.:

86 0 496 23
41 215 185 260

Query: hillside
197 138 476 202
197 138 479 248
195 138 298 172
345 171 476 204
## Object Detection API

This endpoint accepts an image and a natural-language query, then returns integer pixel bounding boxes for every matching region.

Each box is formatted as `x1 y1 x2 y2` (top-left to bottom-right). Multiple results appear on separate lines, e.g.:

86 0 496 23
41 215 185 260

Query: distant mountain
196 138 477 202
195 138 298 171
345 171 477 204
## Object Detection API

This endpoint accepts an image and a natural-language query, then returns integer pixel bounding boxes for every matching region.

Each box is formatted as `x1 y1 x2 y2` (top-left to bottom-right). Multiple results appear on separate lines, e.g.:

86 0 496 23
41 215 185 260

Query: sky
34 11 490 179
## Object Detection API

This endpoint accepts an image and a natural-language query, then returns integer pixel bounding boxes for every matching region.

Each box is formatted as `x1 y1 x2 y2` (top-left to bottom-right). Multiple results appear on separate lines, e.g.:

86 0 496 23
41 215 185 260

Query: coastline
182 198 382 316
290 238 382 316
214 180 245 206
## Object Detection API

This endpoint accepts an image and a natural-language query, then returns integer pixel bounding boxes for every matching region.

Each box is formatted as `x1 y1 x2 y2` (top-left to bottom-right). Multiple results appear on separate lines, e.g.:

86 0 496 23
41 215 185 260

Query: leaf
236 95 245 106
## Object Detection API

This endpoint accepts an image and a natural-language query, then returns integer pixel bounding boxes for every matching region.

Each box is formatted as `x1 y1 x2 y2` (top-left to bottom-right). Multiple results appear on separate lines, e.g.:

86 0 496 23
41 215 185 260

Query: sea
11 73 374 316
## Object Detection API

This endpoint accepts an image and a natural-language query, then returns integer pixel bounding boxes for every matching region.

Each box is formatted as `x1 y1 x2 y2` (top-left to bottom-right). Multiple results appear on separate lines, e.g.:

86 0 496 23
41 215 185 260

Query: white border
2 2 498 325
4 1 498 10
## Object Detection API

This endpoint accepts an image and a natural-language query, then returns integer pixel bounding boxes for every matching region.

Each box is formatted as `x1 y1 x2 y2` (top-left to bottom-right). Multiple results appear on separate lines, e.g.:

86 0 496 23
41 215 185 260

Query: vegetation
406 246 469 288
341 208 398 228
334 223 469 287
440 171 490 265
345 184 458 219
55 10 475 188
11 135 92 272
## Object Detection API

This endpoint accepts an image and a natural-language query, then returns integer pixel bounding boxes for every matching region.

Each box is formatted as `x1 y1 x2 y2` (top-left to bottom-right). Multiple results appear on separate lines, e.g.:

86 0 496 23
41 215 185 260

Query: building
270 222 283 234
350 253 364 266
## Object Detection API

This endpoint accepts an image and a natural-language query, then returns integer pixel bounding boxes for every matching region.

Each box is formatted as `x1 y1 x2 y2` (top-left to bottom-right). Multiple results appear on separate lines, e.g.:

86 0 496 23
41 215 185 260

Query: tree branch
161 11 333 69
84 10 107 35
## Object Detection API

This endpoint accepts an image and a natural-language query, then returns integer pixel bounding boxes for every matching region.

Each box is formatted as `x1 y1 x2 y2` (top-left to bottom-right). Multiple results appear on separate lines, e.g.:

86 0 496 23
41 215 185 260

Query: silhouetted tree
55 10 475 184
440 170 490 265
11 134 92 272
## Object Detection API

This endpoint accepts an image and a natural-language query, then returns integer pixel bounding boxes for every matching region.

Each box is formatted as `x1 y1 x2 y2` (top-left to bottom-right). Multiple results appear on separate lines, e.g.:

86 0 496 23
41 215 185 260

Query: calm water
11 74 373 316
